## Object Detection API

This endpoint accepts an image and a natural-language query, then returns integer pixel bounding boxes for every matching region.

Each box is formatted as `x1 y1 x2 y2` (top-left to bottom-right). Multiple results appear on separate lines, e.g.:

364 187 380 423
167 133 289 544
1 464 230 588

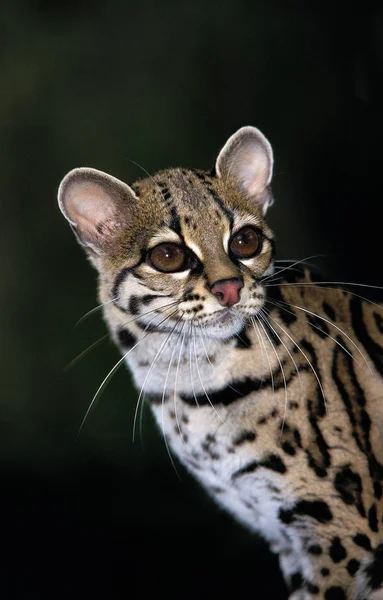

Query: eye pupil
149 243 186 272
230 226 260 258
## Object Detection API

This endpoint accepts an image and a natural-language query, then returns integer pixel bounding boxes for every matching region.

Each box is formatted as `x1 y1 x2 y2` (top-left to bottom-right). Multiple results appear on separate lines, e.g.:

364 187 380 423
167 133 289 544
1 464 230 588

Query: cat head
58 126 275 340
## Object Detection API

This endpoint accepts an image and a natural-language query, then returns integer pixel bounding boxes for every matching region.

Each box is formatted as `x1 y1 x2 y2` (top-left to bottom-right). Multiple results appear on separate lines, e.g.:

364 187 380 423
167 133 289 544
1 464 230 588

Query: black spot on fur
305 395 331 478
162 188 171 201
373 481 382 500
307 313 330 338
279 500 333 524
351 297 383 376
288 401 299 409
308 544 323 555
118 328 137 349
325 588 346 600
374 311 383 333
145 392 164 405
353 533 372 551
365 544 383 589
261 316 281 346
281 442 296 455
232 453 286 479
290 572 303 591
334 465 365 518
206 186 234 223
368 503 378 532
233 431 256 446
329 537 347 563
262 454 286 473
307 582 319 594
346 558 360 576
235 326 252 349
141 294 161 305
321 568 330 577
323 302 336 321
332 343 383 493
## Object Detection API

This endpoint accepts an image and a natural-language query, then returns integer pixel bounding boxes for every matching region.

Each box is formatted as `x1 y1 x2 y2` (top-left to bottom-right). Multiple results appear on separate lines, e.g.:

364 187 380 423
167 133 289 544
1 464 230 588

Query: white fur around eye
186 241 204 261
172 270 190 280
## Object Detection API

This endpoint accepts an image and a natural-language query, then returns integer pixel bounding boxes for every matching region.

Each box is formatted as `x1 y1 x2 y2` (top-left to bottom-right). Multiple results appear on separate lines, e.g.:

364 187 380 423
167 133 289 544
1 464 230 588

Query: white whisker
263 310 328 414
257 313 288 438
77 309 179 440
193 326 225 424
261 255 326 284
173 323 189 445
75 298 116 327
132 312 182 442
287 301 373 376
267 298 362 368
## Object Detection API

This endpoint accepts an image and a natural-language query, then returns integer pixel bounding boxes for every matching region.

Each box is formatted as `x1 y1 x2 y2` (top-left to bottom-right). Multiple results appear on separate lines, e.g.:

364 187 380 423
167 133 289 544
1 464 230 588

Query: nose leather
210 277 244 307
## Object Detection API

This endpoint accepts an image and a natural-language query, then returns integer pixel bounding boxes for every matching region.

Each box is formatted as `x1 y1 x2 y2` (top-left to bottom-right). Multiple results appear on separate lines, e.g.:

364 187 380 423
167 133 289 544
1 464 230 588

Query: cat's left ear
215 126 274 213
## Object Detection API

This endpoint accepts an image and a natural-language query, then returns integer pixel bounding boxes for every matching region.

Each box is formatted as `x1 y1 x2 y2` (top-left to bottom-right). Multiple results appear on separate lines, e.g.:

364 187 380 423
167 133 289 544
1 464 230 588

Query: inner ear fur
215 126 274 212
58 167 137 252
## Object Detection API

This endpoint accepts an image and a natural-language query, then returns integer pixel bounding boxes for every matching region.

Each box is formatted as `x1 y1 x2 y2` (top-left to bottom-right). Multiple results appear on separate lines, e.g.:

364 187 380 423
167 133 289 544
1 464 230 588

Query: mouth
202 307 245 339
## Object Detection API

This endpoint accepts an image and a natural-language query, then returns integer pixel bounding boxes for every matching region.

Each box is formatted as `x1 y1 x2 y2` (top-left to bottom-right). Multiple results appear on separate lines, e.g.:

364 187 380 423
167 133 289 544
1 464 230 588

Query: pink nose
210 278 243 307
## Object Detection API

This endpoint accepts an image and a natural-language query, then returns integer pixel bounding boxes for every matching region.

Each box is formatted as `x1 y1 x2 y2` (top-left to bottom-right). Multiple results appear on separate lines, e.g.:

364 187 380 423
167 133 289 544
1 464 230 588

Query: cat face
58 126 275 339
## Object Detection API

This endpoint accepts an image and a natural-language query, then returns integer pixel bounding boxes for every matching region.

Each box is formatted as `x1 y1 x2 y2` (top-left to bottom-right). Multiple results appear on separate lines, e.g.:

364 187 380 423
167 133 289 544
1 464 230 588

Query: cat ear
58 168 137 253
215 126 274 213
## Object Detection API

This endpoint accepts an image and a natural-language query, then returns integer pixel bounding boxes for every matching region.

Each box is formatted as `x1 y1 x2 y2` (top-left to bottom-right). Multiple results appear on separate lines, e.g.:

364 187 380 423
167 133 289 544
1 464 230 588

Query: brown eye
230 226 260 259
149 243 186 272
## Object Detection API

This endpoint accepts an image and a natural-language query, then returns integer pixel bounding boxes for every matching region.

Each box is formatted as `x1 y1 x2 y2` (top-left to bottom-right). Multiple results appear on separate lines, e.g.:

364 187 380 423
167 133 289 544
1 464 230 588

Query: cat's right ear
58 168 137 254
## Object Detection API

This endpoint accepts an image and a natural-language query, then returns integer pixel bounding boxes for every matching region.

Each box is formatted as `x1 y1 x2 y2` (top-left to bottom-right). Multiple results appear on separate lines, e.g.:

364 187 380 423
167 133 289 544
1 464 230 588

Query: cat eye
230 226 260 259
148 243 187 272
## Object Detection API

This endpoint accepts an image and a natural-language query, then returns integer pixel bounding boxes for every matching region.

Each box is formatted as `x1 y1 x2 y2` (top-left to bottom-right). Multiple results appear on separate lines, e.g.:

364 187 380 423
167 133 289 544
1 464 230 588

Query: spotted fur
59 127 383 599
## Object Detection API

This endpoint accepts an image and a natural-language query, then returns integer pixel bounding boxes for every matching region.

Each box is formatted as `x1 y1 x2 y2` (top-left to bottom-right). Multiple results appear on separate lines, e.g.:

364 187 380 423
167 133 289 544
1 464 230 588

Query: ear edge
215 125 274 191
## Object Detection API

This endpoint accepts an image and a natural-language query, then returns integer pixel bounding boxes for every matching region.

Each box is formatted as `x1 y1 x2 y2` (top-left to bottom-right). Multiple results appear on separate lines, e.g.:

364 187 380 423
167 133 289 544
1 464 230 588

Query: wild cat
59 126 383 599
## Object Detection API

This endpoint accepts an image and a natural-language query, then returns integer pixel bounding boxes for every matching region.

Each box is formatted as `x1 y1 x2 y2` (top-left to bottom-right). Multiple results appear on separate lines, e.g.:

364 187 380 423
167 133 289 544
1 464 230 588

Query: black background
1 1 383 598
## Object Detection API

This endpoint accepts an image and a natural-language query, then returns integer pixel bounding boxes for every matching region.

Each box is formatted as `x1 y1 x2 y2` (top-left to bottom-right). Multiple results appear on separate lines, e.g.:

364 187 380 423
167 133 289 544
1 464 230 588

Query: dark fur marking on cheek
324 588 346 600
141 294 162 305
279 500 333 524
308 544 323 555
307 582 320 594
118 328 137 349
129 295 140 315
321 567 330 577
329 537 347 563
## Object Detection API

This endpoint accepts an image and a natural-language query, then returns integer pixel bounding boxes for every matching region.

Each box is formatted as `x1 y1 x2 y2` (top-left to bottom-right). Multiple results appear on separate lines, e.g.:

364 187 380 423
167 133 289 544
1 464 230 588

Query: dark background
1 1 383 598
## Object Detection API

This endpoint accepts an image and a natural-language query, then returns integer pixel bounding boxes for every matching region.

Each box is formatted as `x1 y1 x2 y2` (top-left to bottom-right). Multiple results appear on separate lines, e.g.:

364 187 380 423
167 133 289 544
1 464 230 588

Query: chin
202 310 246 340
